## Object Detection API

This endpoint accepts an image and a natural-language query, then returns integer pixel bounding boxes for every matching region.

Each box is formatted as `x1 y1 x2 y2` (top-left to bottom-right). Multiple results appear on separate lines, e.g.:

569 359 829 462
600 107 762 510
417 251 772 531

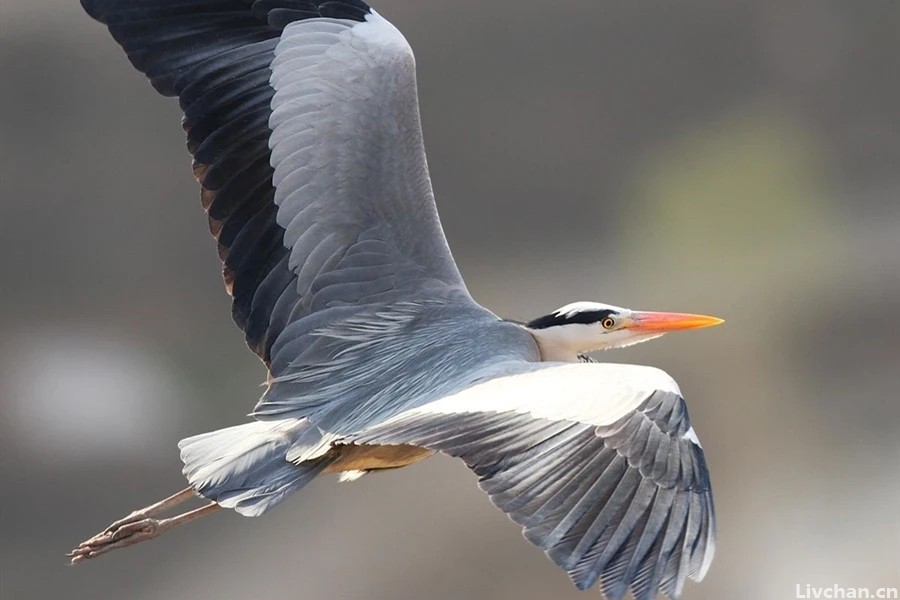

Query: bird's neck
526 324 603 362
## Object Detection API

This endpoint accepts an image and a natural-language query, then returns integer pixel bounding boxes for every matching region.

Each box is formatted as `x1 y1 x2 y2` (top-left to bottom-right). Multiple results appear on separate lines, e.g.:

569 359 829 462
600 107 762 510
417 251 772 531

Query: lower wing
353 362 716 600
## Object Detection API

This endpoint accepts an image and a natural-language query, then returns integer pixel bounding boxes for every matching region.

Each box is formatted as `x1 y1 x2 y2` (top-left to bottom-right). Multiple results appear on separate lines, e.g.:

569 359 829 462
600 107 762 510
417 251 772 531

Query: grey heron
69 2 724 599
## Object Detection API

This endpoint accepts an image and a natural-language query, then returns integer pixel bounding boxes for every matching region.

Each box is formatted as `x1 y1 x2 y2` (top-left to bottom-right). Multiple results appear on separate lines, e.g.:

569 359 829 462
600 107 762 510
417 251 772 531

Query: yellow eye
601 317 616 329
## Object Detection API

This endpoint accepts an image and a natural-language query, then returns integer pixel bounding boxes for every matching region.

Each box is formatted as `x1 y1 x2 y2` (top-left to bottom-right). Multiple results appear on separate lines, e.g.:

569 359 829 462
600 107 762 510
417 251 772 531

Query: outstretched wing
82 1 469 365
355 362 716 600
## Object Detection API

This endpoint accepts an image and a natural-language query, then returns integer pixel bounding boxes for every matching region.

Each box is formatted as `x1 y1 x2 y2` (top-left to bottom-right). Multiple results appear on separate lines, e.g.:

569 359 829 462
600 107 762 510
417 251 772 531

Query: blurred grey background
2 1 899 599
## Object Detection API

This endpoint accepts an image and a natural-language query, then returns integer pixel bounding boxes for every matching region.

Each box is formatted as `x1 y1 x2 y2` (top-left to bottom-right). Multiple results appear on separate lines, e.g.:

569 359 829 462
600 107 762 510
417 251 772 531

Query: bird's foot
67 494 219 566
68 514 165 564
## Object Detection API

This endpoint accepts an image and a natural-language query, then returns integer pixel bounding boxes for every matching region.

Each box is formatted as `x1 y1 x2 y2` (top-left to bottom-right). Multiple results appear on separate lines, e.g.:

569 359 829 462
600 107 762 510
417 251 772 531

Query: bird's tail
178 419 332 517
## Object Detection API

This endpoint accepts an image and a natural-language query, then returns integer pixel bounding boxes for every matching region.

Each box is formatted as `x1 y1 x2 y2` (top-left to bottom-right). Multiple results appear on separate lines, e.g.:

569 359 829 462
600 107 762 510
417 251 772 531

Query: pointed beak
627 311 724 333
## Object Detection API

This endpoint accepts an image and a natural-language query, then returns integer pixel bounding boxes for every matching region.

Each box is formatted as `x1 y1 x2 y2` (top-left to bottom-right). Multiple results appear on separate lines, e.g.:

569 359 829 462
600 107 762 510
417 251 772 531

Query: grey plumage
264 15 469 330
79 2 717 598
258 302 539 425
179 419 333 516
354 388 714 600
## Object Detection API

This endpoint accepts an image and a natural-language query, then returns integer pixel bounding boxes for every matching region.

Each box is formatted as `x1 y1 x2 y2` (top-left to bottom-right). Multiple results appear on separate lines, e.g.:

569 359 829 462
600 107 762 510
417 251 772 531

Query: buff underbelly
324 444 435 477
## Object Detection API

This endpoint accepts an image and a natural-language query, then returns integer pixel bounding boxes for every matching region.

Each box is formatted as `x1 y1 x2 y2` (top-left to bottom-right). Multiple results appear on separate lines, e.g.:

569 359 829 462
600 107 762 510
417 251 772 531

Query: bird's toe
68 517 162 564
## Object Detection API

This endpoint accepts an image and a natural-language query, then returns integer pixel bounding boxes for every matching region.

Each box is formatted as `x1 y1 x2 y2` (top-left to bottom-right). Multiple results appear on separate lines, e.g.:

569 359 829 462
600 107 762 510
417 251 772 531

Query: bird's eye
601 317 616 329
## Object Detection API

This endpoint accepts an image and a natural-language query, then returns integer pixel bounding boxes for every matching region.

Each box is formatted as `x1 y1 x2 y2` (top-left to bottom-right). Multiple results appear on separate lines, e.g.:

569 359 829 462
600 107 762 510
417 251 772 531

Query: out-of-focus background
2 1 898 599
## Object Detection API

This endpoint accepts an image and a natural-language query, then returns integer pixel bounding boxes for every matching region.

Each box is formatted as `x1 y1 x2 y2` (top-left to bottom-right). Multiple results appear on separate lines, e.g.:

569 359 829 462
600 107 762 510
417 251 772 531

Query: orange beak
627 311 724 333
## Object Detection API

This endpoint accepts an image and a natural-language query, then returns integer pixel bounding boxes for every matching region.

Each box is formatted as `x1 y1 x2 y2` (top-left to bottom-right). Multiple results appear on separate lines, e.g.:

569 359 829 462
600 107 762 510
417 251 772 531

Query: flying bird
70 2 723 599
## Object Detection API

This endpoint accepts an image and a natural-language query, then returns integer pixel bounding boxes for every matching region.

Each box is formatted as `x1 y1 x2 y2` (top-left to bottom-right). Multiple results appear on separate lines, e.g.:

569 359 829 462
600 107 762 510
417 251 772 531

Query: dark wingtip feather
80 0 105 21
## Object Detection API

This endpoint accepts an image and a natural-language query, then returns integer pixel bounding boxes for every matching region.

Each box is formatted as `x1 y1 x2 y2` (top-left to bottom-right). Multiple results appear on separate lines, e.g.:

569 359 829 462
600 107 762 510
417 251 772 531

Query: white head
525 301 723 362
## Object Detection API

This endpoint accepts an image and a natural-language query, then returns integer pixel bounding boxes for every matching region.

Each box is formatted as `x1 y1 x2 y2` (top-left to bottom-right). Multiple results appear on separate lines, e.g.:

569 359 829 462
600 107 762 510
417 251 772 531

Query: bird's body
71 3 724 599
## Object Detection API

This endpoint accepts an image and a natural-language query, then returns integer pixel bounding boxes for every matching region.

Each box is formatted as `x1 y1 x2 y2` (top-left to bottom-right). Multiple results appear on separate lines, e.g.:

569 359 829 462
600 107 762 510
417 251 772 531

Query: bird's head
525 301 723 361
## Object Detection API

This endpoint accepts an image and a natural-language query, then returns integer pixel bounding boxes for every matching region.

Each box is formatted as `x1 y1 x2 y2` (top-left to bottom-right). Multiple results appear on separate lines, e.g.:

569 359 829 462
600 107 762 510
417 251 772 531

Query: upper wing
82 1 469 365
354 362 716 600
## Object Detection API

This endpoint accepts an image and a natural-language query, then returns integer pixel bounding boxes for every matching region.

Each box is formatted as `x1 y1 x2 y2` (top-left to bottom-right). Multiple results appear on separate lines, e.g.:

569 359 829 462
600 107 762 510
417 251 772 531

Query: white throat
528 324 603 362
526 323 667 362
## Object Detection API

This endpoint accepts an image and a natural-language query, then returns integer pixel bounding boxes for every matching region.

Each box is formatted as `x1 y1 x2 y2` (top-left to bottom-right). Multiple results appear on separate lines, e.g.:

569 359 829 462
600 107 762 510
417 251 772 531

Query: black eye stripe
526 309 618 329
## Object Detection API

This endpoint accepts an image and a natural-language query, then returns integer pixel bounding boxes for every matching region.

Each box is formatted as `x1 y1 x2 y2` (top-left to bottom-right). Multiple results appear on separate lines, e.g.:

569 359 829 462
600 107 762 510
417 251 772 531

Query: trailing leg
68 488 219 564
